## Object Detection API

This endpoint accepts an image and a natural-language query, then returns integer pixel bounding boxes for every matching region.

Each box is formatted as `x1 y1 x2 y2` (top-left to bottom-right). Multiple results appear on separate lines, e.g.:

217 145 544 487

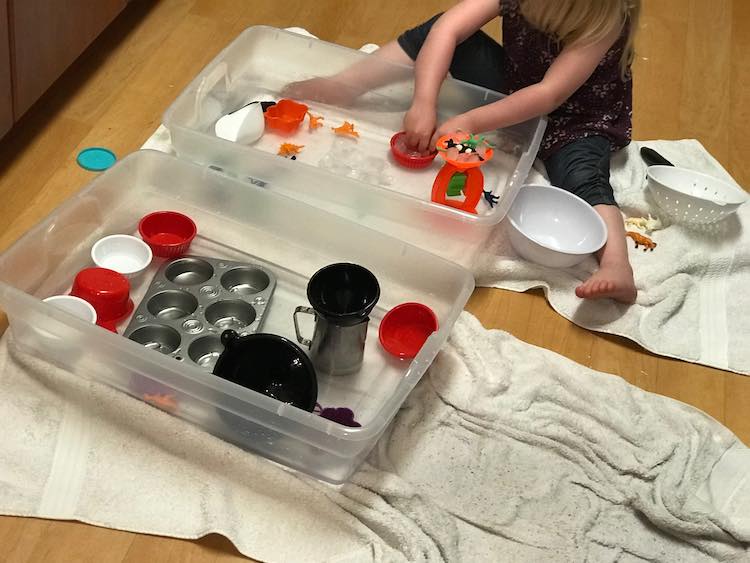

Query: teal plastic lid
77 147 117 171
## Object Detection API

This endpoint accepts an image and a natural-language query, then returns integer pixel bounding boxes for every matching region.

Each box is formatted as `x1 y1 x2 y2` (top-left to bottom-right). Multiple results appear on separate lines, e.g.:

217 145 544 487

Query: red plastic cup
70 267 133 332
390 131 437 169
378 302 439 359
138 211 197 258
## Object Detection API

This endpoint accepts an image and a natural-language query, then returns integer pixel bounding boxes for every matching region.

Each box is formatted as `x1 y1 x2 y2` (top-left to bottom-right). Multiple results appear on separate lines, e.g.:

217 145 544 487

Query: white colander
646 165 749 226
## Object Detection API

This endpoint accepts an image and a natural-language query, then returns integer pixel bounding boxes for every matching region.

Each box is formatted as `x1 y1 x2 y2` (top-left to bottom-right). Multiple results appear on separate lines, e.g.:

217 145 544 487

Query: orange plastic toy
264 99 309 133
143 393 178 412
431 133 494 214
308 113 324 131
332 121 359 138
626 231 657 251
278 142 304 157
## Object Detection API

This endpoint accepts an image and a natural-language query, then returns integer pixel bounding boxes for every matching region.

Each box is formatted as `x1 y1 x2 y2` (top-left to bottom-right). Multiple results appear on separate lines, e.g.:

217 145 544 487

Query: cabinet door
10 0 127 119
0 0 13 136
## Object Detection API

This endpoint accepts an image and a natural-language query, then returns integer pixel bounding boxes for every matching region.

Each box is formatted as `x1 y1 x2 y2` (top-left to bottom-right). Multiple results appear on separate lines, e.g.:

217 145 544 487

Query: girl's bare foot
281 41 415 106
281 77 360 106
575 205 637 303
575 263 636 303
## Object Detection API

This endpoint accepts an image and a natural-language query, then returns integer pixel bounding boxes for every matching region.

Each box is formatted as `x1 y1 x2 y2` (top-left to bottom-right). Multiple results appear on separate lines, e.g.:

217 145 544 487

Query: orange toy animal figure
332 121 359 138
278 142 304 157
143 393 178 412
626 231 657 251
308 113 324 131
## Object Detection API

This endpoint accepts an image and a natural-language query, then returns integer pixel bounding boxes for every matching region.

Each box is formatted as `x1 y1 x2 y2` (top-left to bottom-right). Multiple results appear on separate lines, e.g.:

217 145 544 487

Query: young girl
288 0 640 303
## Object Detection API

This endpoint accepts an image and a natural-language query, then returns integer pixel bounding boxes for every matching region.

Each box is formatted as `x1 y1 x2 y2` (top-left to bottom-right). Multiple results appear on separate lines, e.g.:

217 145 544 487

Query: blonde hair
520 0 640 77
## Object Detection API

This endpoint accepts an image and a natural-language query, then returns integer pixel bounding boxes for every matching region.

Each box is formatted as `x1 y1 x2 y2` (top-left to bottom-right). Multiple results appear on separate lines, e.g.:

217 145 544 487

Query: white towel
475 139 750 376
0 312 748 561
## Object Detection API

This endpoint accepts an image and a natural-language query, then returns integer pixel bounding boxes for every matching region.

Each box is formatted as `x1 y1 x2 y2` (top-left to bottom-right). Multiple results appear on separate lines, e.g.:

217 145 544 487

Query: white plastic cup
43 295 97 324
91 234 153 279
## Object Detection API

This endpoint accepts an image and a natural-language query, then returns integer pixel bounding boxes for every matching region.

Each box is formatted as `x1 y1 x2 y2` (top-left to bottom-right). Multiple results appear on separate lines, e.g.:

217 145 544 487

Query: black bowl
307 263 380 326
213 330 317 412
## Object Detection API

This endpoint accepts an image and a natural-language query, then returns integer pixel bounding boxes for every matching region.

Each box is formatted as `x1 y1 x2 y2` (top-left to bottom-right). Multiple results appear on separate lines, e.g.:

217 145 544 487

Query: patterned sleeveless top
500 0 633 159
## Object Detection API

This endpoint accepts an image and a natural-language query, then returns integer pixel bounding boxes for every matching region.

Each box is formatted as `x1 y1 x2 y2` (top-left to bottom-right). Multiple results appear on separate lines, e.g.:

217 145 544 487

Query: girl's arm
433 23 622 144
405 0 502 152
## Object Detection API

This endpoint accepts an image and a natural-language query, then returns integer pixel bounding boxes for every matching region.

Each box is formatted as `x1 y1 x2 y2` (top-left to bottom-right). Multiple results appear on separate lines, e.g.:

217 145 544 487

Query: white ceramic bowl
43 295 97 324
508 184 608 268
91 234 153 279
646 165 748 226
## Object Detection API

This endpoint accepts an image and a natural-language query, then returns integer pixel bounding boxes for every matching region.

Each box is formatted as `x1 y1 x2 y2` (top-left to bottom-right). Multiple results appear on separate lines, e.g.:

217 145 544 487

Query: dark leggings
397 14 617 207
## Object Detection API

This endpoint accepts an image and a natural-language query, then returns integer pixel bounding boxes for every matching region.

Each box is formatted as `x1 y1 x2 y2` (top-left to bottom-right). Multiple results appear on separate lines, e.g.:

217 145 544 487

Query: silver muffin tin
124 256 276 371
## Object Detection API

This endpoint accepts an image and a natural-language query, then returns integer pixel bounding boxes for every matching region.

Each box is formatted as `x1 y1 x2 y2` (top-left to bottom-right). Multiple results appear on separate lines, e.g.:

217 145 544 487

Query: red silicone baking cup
138 211 197 258
390 131 437 169
379 302 439 359
70 267 133 332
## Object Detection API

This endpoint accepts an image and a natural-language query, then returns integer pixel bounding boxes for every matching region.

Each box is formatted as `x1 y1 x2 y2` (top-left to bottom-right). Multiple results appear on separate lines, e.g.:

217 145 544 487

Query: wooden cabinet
0 1 12 137
0 0 127 132
9 0 127 119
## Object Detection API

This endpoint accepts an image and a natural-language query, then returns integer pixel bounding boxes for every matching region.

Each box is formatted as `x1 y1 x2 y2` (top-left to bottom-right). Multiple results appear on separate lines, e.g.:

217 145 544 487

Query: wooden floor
0 0 748 561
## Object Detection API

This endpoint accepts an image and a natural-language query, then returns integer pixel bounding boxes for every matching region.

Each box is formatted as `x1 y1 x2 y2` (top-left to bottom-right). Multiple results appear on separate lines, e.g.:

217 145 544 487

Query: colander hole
664 195 669 200
699 207 703 211
687 203 691 208
710 209 714 213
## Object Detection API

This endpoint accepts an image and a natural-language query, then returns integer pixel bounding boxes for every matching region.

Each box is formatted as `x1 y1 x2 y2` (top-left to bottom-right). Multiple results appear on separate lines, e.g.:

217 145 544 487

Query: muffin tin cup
124 256 276 372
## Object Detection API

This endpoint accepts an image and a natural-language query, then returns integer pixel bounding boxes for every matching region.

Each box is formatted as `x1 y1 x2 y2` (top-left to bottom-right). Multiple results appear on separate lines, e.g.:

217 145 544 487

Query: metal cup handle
293 306 316 348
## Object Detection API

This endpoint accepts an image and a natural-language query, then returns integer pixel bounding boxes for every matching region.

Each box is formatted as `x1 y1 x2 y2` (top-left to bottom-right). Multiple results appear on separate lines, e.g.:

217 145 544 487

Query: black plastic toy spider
483 190 499 207
444 138 485 161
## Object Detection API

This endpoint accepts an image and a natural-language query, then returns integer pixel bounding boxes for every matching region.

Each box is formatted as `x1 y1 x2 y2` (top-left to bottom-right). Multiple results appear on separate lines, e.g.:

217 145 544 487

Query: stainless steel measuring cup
293 263 380 376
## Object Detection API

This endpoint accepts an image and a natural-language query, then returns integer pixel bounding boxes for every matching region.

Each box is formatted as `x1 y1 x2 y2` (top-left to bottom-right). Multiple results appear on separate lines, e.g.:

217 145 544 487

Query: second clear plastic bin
163 26 546 267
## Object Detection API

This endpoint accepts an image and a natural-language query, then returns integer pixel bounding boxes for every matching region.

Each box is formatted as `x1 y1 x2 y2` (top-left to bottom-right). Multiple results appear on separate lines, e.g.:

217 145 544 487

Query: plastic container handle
194 61 229 126
293 306 315 348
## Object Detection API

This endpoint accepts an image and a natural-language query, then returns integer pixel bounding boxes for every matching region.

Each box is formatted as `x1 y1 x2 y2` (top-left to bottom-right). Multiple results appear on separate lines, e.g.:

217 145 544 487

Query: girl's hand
403 102 437 154
430 114 476 148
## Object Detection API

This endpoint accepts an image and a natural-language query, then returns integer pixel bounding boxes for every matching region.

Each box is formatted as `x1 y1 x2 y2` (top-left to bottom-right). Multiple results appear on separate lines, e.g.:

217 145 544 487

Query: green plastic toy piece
447 172 467 196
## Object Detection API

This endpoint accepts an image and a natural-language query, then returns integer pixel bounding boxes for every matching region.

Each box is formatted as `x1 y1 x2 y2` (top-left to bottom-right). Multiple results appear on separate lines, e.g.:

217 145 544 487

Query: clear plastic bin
163 26 546 267
0 150 473 483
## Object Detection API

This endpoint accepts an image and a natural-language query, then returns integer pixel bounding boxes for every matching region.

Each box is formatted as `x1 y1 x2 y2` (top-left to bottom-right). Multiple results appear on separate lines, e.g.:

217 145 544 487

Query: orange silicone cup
264 99 309 134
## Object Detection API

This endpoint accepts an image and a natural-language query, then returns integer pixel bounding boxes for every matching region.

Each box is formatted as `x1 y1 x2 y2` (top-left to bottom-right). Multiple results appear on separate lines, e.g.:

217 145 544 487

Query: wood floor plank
0 518 51 563
631 0 689 141
729 0 750 186
0 115 91 243
123 533 247 563
4 519 135 563
49 0 194 125
679 0 732 165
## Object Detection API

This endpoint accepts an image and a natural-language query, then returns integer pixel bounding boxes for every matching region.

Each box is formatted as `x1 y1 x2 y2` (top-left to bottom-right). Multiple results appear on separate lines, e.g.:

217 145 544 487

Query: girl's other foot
575 263 636 303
